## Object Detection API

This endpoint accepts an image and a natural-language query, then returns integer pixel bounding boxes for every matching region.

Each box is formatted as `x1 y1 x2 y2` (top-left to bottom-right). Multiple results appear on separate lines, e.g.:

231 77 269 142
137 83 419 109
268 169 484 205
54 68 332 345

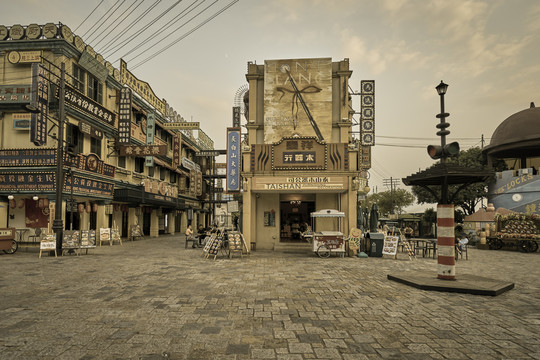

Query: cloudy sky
2 0 538 211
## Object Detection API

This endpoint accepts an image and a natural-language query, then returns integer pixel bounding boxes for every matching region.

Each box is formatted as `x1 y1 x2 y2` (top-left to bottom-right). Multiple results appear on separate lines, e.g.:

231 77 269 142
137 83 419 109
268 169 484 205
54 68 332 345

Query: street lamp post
52 62 66 255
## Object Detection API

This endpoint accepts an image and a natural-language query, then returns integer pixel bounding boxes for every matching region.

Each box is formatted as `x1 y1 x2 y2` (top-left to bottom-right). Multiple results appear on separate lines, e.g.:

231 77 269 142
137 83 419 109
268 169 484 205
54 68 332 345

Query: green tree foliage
411 147 507 215
362 188 415 216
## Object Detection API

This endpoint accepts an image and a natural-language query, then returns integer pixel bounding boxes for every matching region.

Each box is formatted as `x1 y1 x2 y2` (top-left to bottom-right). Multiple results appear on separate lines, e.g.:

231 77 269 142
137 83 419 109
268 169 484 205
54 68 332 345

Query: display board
228 232 244 258
39 234 57 258
111 228 122 245
80 230 96 247
130 224 143 241
99 228 111 246
382 236 399 256
63 230 80 249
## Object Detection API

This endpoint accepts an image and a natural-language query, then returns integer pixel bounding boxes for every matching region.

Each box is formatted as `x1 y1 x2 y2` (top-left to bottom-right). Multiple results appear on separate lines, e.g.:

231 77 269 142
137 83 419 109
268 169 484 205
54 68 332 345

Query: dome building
483 103 540 214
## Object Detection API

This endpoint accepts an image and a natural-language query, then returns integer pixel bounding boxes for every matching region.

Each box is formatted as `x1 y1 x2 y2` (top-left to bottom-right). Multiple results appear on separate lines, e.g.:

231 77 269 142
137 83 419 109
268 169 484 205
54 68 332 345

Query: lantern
85 204 91 213
114 203 120 212
78 203 85 213
17 199 25 208
92 203 98 213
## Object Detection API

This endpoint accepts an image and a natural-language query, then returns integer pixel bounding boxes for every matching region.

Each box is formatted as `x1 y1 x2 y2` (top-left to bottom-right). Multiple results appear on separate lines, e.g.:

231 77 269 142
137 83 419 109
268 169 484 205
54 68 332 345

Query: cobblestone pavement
1 236 539 360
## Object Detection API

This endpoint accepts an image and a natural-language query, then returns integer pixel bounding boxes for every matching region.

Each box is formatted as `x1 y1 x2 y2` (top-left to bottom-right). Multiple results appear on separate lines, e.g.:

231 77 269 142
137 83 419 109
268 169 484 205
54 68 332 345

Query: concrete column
0 200 8 228
437 204 455 280
150 210 159 237
167 212 175 234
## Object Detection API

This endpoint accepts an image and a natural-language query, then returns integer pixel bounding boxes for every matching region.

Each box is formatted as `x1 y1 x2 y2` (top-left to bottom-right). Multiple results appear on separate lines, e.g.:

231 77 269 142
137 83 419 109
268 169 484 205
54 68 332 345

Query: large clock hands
280 65 324 142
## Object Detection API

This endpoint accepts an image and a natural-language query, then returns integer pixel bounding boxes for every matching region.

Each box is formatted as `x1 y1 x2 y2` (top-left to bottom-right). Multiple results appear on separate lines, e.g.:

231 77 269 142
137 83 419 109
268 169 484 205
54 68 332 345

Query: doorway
280 196 315 242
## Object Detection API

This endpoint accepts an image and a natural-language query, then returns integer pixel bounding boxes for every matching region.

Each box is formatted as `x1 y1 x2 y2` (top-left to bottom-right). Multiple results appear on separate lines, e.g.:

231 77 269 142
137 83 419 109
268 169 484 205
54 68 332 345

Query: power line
106 0 186 59
85 0 127 44
74 0 106 32
91 0 145 48
131 0 239 69
81 0 123 38
100 0 163 55
120 0 203 61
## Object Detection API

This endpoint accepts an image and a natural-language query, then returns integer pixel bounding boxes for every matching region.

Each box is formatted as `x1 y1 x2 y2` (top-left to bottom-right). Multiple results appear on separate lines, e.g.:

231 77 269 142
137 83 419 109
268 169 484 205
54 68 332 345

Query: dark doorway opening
280 199 315 242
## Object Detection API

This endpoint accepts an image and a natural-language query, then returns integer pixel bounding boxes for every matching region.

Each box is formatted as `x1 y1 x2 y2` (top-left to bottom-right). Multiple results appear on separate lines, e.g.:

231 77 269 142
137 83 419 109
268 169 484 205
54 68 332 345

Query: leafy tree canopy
362 188 415 216
411 147 507 215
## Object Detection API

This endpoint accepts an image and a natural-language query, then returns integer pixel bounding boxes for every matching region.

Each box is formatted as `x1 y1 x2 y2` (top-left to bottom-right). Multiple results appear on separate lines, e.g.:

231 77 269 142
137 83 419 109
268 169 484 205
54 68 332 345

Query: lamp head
8 195 14 200
436 81 448 96
33 195 39 201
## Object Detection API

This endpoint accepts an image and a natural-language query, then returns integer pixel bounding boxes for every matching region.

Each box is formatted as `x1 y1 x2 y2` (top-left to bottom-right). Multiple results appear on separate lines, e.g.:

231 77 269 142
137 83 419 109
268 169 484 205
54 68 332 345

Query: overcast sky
2 0 539 212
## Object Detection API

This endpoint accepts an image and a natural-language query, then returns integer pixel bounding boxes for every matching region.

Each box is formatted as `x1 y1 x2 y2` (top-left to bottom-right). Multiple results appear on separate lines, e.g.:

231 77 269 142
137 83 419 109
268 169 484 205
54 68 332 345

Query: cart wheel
2 240 18 254
488 238 503 250
519 240 538 253
317 245 330 258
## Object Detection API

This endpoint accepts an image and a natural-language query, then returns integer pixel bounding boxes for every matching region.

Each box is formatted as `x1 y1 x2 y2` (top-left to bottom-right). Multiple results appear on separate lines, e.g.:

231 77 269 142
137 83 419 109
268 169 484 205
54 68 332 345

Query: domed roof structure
483 103 540 159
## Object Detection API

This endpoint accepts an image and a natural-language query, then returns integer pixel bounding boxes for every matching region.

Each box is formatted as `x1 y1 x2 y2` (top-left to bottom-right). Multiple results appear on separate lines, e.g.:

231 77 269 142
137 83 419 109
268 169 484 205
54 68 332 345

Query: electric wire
99 0 162 55
74 0 106 32
91 0 145 48
85 0 127 44
105 0 185 59
119 0 203 61
131 0 239 69
81 0 123 38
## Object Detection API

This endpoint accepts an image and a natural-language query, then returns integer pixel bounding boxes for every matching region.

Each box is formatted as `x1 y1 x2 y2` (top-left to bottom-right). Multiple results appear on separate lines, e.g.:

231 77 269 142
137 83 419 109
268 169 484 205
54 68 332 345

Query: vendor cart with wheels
309 209 346 258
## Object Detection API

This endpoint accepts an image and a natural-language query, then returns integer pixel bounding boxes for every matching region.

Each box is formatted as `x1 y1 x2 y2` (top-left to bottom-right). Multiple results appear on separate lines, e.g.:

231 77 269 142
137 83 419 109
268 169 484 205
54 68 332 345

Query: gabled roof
464 207 515 222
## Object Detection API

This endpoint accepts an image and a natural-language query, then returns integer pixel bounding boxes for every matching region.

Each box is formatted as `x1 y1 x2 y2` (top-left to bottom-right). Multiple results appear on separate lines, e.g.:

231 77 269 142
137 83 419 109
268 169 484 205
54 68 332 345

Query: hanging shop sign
13 113 31 129
226 127 241 193
59 84 115 126
79 153 116 177
118 144 167 157
172 133 181 167
196 150 225 157
118 87 132 144
271 137 326 170
145 112 155 167
120 59 166 115
161 122 199 130
142 178 178 199
78 50 108 82
232 106 241 127
0 148 56 166
79 121 103 139
359 145 371 169
0 172 55 191
7 50 42 64
0 84 32 103
181 157 200 171
64 174 114 197
360 80 375 146
197 129 214 151
252 176 347 192
30 63 49 146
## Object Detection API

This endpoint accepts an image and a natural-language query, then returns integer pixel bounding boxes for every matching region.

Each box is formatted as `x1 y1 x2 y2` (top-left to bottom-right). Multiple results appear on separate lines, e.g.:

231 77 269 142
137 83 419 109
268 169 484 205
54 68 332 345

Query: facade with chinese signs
0 23 216 242
242 58 368 250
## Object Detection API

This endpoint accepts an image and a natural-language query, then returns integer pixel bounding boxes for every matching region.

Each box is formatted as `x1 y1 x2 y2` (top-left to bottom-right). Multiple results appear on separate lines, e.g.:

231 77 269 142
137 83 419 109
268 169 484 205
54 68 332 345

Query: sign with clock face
263 58 332 143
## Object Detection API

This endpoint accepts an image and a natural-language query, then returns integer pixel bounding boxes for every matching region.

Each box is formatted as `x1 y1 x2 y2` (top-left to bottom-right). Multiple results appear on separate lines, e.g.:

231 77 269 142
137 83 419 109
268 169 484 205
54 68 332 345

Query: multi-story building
0 23 214 241
240 58 370 250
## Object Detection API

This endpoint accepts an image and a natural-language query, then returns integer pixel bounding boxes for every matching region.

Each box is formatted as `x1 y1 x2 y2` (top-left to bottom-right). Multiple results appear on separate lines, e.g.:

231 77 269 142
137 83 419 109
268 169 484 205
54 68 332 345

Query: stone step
273 241 312 253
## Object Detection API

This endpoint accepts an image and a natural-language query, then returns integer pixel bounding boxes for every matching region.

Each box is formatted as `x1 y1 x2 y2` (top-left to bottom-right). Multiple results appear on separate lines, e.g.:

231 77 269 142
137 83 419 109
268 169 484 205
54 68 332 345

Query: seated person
196 224 206 246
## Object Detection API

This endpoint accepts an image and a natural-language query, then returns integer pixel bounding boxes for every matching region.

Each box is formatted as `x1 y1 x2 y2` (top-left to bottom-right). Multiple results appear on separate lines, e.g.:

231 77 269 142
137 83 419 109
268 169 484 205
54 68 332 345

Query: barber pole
437 204 455 279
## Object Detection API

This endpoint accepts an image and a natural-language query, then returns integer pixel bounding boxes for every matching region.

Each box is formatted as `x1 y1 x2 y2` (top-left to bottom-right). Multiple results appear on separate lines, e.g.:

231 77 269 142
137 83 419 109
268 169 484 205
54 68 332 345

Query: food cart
309 209 346 258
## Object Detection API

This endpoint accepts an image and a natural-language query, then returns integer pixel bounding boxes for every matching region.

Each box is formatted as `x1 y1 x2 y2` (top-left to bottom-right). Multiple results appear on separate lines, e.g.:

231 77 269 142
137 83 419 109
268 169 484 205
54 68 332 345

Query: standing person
185 225 193 247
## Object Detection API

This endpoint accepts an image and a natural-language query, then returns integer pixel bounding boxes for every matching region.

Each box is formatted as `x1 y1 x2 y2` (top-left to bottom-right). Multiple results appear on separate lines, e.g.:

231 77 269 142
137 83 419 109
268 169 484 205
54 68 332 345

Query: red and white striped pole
437 204 455 280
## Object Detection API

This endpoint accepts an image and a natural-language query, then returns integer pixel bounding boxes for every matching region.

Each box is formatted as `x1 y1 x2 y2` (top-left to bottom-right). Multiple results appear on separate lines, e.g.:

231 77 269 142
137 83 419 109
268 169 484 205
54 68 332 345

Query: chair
414 239 428 257
28 228 42 243
185 234 197 249
456 244 468 260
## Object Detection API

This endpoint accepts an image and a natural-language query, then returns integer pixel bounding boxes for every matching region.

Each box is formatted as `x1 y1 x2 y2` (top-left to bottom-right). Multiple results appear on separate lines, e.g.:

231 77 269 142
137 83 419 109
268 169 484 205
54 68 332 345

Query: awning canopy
310 209 345 218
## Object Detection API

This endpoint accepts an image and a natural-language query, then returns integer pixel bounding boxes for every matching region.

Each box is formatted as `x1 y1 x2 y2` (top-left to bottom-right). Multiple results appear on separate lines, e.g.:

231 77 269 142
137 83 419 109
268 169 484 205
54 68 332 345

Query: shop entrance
279 195 315 242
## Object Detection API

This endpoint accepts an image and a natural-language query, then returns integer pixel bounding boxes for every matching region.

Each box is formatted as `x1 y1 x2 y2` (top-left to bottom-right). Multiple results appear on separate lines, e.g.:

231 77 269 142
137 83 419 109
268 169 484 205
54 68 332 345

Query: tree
411 147 507 216
362 188 415 216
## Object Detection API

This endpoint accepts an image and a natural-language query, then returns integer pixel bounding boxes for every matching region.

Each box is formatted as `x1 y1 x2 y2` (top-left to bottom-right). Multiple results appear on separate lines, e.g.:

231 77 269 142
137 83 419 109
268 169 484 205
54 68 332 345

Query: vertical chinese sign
118 87 132 144
232 106 241 127
30 63 49 146
172 133 181 167
226 128 241 193
145 112 155 167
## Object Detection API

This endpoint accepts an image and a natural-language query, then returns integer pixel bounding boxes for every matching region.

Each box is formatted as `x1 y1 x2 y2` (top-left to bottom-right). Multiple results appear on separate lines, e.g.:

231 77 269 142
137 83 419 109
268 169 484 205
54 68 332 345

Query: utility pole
383 177 400 214
53 62 66 255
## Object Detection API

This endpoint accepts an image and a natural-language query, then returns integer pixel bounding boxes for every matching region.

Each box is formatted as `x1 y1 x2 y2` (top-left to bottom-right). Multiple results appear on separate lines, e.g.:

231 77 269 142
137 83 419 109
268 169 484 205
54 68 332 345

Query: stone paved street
1 236 539 360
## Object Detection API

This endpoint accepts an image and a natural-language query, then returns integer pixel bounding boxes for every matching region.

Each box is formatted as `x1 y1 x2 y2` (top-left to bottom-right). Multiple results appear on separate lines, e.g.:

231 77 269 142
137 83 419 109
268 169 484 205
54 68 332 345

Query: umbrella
357 206 363 229
363 207 369 231
369 203 379 232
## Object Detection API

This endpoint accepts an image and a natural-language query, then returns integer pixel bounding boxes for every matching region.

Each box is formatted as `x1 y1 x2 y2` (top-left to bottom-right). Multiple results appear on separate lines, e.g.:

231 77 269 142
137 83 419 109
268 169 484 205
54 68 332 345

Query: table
408 238 437 258
15 228 29 243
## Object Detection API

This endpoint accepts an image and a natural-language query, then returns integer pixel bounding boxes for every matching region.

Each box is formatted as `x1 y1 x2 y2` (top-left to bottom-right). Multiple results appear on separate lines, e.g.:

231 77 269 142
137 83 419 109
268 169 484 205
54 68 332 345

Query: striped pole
437 204 455 280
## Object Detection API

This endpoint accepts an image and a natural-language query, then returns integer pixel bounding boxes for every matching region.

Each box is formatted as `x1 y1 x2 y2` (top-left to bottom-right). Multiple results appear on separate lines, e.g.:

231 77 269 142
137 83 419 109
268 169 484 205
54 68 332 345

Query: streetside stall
309 209 346 258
